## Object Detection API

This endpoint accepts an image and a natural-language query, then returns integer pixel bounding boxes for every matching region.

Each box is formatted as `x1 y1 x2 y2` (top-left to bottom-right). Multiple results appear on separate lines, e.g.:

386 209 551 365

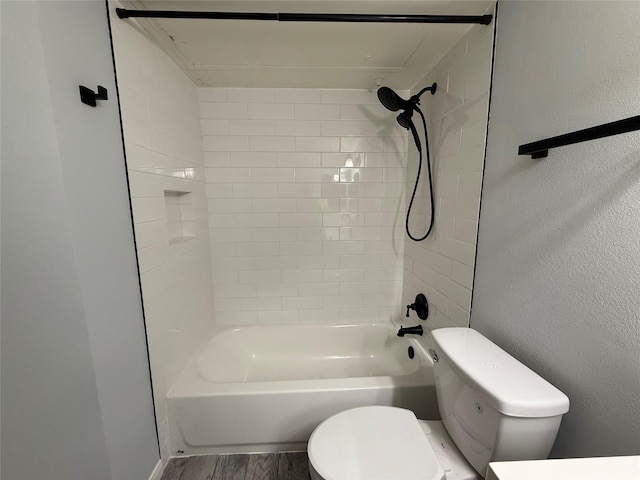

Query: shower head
376 82 437 113
377 86 411 112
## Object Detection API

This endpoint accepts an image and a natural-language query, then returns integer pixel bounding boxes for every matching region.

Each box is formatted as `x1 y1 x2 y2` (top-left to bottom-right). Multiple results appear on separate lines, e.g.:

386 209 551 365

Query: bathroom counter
486 455 640 480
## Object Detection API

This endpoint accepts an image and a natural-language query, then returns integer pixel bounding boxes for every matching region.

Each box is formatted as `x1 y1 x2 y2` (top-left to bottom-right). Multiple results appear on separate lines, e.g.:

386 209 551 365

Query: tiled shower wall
109 1 216 461
199 88 409 325
402 22 494 328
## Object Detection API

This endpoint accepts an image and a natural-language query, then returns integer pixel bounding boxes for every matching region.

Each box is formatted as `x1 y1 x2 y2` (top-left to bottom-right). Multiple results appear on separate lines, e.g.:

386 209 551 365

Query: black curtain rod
115 8 493 25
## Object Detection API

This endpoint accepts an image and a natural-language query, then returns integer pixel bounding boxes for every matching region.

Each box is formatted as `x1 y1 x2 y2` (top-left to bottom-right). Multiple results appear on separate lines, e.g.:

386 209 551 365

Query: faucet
397 325 423 337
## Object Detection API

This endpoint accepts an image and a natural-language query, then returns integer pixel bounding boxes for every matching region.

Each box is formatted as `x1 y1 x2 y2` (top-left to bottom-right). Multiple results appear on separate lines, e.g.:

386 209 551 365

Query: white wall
200 88 408 325
402 20 494 329
109 0 216 462
1 1 158 479
473 1 640 457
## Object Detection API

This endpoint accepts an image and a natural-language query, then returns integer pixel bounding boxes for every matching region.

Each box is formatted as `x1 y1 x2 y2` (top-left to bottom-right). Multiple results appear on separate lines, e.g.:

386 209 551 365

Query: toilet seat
307 406 445 480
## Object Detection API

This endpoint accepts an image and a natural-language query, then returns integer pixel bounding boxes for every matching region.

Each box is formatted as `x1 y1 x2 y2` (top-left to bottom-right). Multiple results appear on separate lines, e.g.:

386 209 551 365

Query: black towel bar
518 115 640 159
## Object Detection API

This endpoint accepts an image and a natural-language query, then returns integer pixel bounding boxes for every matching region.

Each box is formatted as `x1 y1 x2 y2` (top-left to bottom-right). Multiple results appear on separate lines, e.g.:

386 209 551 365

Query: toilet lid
308 406 445 480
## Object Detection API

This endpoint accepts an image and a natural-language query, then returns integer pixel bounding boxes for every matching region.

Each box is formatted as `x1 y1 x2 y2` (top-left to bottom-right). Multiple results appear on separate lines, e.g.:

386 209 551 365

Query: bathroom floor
160 452 310 480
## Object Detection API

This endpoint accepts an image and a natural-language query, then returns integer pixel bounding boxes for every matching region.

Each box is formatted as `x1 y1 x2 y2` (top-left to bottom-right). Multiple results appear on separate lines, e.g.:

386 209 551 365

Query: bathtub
167 323 437 455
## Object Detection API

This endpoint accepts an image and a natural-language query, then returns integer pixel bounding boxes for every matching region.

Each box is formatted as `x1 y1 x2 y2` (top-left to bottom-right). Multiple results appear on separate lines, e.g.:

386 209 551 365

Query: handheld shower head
397 111 422 152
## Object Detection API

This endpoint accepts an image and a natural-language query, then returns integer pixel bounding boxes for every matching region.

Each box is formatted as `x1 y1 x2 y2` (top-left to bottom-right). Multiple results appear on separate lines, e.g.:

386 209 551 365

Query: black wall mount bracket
79 85 108 107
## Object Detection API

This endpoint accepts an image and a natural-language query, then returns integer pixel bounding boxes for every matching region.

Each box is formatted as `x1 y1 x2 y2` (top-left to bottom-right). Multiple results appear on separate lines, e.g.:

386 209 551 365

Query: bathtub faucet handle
405 293 429 320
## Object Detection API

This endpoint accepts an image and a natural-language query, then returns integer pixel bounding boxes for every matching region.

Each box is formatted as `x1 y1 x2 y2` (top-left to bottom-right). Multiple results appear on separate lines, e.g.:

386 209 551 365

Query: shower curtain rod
115 9 493 25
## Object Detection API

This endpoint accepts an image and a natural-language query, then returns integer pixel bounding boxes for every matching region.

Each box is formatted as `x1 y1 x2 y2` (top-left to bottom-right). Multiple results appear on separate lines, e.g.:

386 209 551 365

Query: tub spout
397 325 423 337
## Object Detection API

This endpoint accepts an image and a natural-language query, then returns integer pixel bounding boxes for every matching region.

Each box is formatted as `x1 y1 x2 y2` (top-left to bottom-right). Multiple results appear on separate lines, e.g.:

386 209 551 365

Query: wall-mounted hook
79 85 108 107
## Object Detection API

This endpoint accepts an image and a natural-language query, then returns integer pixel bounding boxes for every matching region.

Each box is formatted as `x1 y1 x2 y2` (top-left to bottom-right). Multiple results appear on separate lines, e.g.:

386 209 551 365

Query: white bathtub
167 323 437 455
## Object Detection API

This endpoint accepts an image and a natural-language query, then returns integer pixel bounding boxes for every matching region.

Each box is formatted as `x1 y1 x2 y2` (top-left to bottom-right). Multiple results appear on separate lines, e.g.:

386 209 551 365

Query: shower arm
412 83 438 104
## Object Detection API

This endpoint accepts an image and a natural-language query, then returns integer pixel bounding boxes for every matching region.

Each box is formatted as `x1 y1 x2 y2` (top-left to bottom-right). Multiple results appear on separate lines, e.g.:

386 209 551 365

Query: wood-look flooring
160 452 311 480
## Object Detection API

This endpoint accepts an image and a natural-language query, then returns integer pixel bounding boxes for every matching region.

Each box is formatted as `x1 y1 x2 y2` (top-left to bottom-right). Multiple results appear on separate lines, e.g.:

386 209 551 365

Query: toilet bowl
308 406 479 480
307 328 570 479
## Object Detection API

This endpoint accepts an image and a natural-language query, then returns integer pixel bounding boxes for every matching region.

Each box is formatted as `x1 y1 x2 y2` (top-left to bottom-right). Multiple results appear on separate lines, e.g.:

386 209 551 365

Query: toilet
307 328 570 479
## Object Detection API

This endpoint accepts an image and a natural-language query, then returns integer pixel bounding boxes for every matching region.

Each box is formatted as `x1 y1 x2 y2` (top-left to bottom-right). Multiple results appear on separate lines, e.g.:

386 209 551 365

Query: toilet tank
430 328 569 477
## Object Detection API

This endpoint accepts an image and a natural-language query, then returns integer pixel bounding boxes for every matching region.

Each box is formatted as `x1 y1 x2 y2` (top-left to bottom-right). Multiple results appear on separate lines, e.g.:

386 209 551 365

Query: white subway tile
255 252 298 270
323 213 365 227
135 221 166 248
198 88 227 102
250 136 295 152
321 152 365 167
248 103 294 120
236 242 279 257
341 137 385 153
296 198 340 213
227 88 275 103
454 218 478 243
299 308 340 323
229 151 276 168
340 282 380 295
282 269 323 284
238 270 281 284
340 104 388 120
322 121 366 137
297 227 339 242
321 183 365 198
339 167 383 183
203 152 231 168
216 311 258 324
275 88 321 104
283 296 324 310
214 284 257 298
339 225 381 241
200 102 247 119
247 167 294 184
452 260 474 289
251 198 297 213
200 119 229 135
321 90 377 105
280 213 323 227
241 297 282 311
206 184 234 198
299 282 339 296
256 283 298 297
296 136 340 152
299 255 340 269
435 273 472 310
279 241 323 256
212 256 255 271
202 135 249 152
276 152 322 167
210 242 237 257
258 310 300 324
295 104 340 120
233 183 278 198
339 307 378 323
229 120 276 136
276 120 322 136
131 198 165 223
207 198 252 213
295 168 339 183
234 213 279 228
323 295 363 309
323 269 364 283
278 183 322 198
323 241 365 255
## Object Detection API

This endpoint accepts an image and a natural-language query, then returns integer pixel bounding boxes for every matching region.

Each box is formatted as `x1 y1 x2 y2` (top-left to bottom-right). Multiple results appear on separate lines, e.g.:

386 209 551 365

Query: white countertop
486 455 640 480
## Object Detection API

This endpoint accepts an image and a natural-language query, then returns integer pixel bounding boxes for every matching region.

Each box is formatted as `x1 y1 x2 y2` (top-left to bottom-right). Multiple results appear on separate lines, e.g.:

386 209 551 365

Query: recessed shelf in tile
164 190 196 245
